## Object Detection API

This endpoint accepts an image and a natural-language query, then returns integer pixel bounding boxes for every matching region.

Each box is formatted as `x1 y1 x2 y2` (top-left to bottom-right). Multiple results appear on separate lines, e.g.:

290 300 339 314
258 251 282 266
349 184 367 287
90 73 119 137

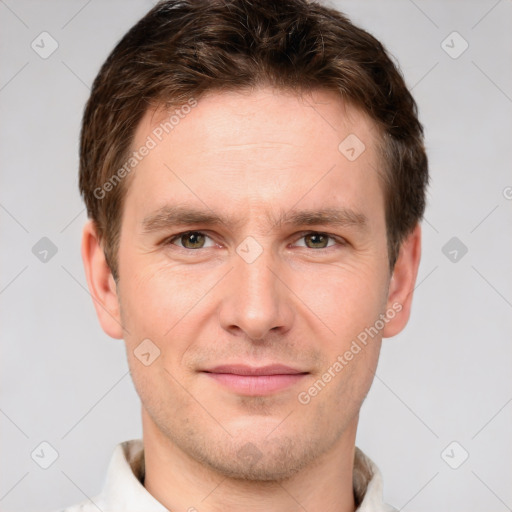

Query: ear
382 224 422 338
81 219 124 339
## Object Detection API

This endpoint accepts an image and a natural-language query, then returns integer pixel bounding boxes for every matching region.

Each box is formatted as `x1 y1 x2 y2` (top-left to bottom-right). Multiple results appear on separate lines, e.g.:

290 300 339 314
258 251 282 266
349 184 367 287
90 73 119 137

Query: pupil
308 234 326 248
185 232 203 248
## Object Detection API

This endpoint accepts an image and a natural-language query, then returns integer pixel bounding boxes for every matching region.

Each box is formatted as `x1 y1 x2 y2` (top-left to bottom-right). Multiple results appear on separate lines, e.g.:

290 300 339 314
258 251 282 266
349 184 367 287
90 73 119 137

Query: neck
142 409 358 512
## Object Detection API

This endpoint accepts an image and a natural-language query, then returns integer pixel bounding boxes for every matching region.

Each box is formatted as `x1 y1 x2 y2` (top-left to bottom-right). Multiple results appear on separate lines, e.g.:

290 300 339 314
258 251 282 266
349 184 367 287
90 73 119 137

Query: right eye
167 231 216 250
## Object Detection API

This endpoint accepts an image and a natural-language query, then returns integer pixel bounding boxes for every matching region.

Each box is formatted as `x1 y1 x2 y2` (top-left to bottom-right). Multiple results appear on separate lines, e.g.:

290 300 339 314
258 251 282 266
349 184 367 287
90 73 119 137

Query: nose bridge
219 237 291 340
238 242 276 301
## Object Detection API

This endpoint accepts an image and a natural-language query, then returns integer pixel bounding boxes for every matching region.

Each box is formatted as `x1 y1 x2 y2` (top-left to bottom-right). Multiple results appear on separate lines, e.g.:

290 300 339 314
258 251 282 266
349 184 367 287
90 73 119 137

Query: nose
218 245 294 342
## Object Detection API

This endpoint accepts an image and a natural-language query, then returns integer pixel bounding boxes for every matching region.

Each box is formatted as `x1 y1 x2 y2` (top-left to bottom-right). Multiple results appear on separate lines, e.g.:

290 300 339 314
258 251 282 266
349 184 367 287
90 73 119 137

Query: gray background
1 0 511 510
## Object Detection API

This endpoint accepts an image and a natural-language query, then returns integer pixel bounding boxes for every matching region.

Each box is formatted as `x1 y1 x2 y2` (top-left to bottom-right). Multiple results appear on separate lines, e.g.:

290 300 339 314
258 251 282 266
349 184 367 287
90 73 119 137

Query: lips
204 364 306 376
201 364 308 395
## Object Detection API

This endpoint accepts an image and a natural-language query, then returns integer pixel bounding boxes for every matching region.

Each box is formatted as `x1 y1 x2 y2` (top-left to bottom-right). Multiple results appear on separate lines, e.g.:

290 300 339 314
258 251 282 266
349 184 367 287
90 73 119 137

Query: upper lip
202 364 308 376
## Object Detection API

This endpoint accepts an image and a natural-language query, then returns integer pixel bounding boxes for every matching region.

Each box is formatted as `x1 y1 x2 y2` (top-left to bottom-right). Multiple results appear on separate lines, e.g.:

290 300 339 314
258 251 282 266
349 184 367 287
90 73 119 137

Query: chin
184 429 329 482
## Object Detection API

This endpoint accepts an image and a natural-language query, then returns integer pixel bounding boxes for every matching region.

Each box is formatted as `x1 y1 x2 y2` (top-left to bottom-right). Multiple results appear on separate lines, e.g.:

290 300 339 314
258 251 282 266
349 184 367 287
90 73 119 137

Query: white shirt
56 439 397 512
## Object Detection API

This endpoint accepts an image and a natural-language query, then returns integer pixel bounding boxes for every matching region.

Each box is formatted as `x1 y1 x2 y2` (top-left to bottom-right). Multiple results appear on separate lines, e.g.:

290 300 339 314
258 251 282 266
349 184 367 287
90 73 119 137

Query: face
84 87 419 481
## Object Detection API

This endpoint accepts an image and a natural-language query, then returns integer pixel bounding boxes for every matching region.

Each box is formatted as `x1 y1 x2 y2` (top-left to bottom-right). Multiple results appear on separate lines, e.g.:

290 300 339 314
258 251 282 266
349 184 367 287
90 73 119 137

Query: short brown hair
79 0 428 281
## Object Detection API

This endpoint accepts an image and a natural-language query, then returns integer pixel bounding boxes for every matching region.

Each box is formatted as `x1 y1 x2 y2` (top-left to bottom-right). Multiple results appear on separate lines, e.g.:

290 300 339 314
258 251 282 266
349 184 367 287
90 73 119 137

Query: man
68 0 428 510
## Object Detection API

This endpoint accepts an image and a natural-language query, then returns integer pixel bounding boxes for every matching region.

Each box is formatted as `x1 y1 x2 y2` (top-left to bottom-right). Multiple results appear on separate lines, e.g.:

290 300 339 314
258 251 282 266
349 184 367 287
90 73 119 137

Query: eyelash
164 230 346 251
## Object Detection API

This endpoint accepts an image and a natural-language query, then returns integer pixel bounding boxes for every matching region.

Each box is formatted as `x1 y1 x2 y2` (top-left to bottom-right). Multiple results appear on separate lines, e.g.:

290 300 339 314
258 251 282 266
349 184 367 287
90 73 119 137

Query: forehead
144 87 379 154
123 87 384 226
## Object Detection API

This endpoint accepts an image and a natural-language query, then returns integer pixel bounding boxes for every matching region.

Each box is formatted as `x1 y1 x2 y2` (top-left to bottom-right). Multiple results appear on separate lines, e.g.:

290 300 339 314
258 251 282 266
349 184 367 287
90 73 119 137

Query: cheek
297 335 381 431
334 340 381 409
118 260 219 391
120 258 203 333
120 268 197 421
293 260 389 342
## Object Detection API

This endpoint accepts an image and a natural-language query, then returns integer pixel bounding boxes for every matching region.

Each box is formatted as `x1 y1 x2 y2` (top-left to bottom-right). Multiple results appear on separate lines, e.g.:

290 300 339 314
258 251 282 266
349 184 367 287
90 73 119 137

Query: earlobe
81 220 124 339
382 224 422 338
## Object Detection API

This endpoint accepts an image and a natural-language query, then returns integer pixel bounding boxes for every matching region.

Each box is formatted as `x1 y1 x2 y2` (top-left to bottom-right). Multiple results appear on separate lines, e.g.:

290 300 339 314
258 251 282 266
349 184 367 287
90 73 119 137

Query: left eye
167 231 339 250
294 232 338 249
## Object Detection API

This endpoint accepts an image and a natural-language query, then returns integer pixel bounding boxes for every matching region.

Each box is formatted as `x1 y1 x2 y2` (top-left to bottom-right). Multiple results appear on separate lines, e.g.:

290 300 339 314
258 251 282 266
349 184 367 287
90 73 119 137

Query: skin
82 87 421 512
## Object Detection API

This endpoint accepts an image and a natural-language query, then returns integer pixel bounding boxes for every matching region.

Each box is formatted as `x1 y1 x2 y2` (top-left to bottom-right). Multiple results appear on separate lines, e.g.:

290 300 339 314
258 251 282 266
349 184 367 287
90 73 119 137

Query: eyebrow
141 205 368 234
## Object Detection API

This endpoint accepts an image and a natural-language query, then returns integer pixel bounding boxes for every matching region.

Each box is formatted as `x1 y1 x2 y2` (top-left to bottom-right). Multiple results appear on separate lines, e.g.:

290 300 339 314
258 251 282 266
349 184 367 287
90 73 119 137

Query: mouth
201 364 309 396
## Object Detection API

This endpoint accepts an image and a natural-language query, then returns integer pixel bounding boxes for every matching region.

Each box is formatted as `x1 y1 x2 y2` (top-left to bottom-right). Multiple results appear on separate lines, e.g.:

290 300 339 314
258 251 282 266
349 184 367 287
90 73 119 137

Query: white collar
66 439 396 511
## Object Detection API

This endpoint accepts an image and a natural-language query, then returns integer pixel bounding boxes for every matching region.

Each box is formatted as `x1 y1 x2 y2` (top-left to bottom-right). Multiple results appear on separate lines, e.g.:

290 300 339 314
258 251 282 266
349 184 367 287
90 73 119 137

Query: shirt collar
94 439 396 511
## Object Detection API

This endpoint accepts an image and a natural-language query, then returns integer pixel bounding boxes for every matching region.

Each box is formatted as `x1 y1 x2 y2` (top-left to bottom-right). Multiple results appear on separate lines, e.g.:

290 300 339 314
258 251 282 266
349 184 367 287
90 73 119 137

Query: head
81 0 427 482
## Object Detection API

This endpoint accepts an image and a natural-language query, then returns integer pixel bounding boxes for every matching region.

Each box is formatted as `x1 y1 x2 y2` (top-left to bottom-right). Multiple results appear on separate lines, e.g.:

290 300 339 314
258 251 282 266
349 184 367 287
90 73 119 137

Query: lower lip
204 373 307 395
